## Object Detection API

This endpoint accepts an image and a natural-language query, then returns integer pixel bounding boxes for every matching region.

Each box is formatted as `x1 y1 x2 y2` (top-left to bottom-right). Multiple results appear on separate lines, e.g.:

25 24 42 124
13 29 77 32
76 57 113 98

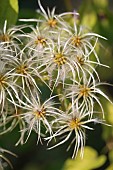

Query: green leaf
62 147 106 170
79 0 98 29
93 0 108 8
109 150 113 163
0 0 18 28
80 11 97 29
106 164 113 170
101 98 113 125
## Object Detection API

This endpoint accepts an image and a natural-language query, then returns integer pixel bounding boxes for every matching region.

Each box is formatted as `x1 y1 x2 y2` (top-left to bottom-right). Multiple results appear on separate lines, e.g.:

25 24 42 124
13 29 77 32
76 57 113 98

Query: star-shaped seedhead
0 20 28 53
14 94 61 144
65 77 112 118
46 105 104 158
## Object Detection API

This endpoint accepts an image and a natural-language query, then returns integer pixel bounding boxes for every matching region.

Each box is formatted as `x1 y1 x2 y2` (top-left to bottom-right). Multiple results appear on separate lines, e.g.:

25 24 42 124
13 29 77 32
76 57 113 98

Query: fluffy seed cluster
0 0 112 164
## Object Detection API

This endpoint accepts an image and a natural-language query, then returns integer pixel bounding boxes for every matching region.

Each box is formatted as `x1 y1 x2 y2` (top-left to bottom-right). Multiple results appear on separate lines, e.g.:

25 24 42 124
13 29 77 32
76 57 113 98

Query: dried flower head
65 76 112 118
16 93 60 144
46 103 104 158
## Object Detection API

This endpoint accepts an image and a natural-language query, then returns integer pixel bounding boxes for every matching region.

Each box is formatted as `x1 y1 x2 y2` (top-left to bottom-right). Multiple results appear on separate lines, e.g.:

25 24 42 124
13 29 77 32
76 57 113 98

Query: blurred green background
0 0 113 170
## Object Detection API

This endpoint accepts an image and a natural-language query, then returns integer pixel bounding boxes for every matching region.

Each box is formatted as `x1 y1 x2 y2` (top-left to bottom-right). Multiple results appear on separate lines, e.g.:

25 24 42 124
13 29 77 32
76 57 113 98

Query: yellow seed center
48 19 57 28
33 108 46 118
71 36 81 47
54 53 66 66
79 85 90 97
77 56 84 65
16 64 28 75
0 34 10 42
69 118 80 129
35 37 46 46
0 75 6 88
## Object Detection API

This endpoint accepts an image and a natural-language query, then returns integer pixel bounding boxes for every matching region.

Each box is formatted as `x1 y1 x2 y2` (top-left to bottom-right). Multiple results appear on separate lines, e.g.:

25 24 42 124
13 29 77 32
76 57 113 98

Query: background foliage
0 0 113 170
